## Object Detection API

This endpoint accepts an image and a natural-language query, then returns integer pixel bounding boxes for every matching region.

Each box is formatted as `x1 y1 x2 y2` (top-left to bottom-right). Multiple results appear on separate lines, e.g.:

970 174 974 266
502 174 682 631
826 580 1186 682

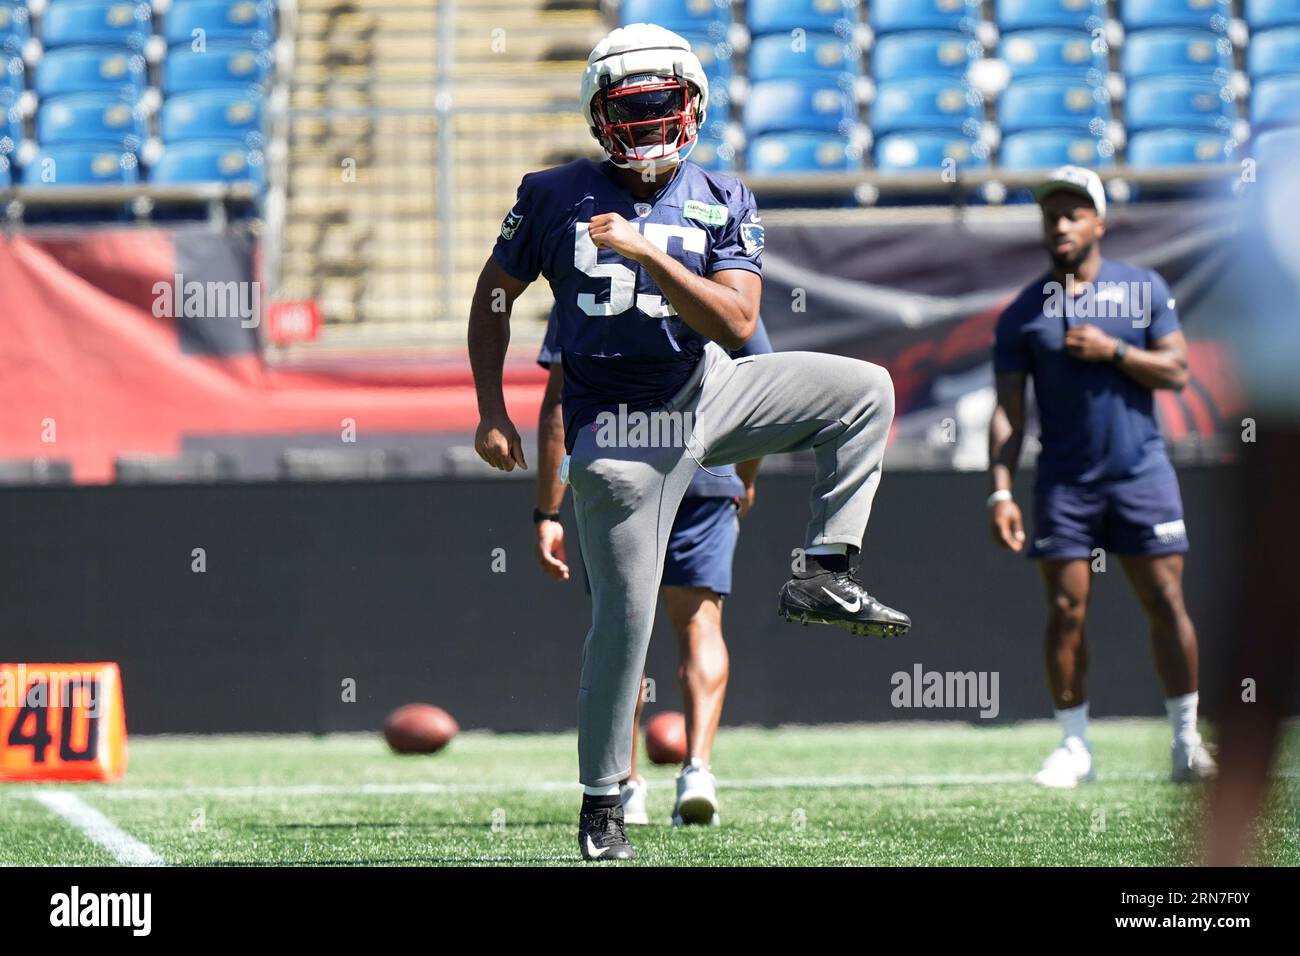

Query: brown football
644 710 688 765
383 704 459 754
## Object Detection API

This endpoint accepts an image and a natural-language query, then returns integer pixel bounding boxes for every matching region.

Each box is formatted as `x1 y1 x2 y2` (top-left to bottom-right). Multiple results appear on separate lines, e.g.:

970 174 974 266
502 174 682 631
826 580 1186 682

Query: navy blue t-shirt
993 259 1181 485
493 158 764 451
539 313 774 498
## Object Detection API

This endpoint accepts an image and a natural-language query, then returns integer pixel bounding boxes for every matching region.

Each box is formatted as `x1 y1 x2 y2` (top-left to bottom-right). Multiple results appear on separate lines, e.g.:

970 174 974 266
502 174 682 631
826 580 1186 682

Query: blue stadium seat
996 0 1107 32
744 80 857 137
1244 0 1300 30
1 89 21 152
873 30 975 82
1125 76 1234 132
0 156 9 187
748 0 856 39
999 29 1107 79
874 129 987 169
873 76 981 134
1121 29 1232 80
22 145 138 185
164 0 277 50
620 0 729 37
997 77 1109 133
1127 128 1232 165
679 33 733 84
36 46 146 99
161 88 263 148
999 129 1113 167
2 56 22 97
748 131 860 172
148 139 263 185
1252 124 1300 161
41 1 152 52
1122 0 1231 31
1248 27 1300 77
37 92 146 149
163 43 272 94
748 32 860 83
0 2 30 57
872 0 981 36
1251 73 1300 125
873 75 977 134
688 132 735 171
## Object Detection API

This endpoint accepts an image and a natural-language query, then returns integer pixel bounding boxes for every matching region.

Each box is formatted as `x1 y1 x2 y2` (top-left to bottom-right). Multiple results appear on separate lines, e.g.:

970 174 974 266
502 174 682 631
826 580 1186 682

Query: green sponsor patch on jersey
682 200 728 226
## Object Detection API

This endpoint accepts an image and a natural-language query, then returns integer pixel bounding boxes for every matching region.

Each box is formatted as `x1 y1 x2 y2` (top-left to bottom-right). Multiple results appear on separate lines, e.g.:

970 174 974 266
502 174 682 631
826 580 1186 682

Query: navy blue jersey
540 313 773 498
994 259 1181 485
493 158 763 450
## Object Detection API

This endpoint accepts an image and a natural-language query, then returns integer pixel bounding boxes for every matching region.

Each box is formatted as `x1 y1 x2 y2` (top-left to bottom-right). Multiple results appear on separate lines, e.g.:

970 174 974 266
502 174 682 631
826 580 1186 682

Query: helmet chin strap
613 137 697 174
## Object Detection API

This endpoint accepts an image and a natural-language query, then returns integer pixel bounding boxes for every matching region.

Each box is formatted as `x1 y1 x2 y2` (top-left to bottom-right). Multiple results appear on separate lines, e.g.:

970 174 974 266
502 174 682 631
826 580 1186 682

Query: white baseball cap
1032 165 1106 218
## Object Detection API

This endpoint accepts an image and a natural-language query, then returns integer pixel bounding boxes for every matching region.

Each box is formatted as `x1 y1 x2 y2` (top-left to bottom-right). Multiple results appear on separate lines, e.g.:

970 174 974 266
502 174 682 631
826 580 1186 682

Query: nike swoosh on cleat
820 587 861 614
584 834 610 859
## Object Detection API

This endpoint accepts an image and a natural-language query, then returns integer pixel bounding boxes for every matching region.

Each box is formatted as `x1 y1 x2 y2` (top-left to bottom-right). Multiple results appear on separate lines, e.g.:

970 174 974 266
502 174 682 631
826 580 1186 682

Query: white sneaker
672 760 720 826
1171 736 1218 783
1034 737 1096 788
620 777 649 825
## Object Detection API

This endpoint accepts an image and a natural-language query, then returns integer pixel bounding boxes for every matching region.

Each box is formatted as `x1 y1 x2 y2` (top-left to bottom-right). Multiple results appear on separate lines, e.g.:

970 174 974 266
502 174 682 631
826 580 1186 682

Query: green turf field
2 720 1296 866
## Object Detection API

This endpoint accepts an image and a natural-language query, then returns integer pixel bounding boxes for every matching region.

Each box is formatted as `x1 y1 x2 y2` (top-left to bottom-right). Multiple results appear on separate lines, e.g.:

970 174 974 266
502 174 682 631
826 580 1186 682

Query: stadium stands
1125 75 1234 131
748 130 862 173
1122 0 1233 31
0 0 279 213
874 129 987 170
872 0 981 36
0 2 30 56
36 92 146 150
998 76 1110 133
873 30 976 82
1121 29 1233 81
23 144 137 185
1245 0 1300 29
749 31 861 83
1251 73 1300 125
0 0 1287 339
748 0 857 38
40 1 152 51
1247 25 1300 77
1127 128 1232 165
873 76 982 135
996 0 1107 32
1000 129 1114 167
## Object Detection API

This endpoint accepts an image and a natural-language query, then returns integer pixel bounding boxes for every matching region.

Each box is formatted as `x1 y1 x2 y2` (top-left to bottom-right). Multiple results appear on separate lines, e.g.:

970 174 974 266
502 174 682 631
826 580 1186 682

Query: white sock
583 783 620 797
1055 702 1089 747
1166 691 1199 746
805 543 848 556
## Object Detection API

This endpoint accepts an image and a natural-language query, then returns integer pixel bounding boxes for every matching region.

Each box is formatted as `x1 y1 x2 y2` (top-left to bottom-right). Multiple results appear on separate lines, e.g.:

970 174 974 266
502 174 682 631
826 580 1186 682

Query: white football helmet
580 23 710 174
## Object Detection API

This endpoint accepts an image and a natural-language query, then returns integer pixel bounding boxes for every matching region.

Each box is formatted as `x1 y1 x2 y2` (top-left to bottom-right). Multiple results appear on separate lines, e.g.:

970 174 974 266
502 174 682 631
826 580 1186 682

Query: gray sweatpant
567 342 895 786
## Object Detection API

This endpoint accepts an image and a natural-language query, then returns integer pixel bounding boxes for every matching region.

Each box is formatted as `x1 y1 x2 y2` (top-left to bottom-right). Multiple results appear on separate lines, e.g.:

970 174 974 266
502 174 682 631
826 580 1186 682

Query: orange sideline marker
0 663 128 782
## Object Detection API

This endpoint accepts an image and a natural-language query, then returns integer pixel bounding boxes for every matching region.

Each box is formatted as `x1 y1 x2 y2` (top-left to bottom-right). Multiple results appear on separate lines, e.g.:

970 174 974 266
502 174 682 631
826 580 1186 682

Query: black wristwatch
1111 339 1129 364
533 508 561 525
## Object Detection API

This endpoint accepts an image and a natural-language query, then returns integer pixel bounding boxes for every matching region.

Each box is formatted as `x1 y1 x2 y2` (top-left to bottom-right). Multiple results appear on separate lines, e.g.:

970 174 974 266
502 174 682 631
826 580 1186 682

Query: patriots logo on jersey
500 208 524 240
741 220 765 256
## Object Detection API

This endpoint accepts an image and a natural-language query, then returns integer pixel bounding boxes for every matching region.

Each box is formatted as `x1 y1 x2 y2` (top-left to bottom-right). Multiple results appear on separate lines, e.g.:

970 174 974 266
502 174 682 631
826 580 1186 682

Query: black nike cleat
578 796 637 861
777 570 911 638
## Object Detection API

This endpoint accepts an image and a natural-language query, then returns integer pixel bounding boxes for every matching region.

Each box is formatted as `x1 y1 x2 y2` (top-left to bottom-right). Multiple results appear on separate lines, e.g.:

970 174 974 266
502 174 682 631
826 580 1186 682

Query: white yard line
31 792 166 866
78 769 1181 799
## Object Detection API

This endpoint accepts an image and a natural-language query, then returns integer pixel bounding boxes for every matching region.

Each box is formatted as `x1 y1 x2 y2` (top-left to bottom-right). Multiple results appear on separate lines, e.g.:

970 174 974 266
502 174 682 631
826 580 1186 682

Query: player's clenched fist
588 212 653 262
990 498 1026 552
475 414 528 472
1064 323 1118 362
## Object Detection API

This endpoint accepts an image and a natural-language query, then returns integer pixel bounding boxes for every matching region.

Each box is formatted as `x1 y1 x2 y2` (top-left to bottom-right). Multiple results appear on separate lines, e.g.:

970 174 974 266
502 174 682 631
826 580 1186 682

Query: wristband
986 489 1013 510
1111 339 1129 364
533 508 561 525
